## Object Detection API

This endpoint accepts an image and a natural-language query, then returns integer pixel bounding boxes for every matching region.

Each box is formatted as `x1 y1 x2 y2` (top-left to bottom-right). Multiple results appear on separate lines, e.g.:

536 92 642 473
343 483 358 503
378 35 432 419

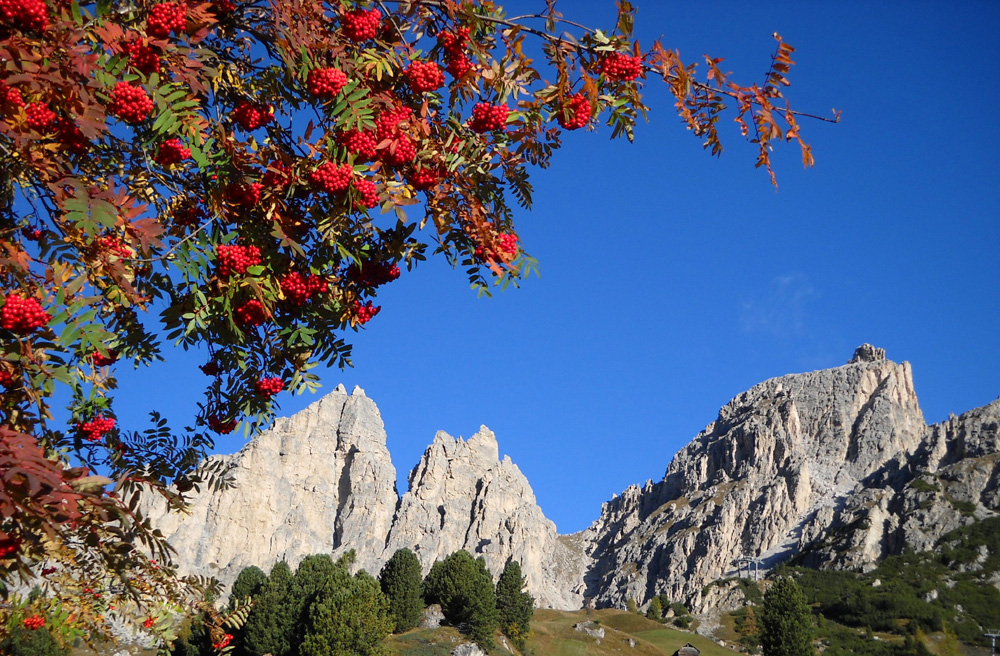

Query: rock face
146 347 1000 615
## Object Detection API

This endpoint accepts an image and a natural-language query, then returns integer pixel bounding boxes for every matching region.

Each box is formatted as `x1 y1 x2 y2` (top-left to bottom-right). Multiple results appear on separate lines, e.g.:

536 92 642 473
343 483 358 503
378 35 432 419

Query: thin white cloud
739 273 816 338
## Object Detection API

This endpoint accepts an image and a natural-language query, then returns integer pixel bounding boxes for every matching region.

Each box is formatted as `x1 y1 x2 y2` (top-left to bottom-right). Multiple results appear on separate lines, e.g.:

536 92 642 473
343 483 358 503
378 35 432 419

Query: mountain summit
144 347 999 611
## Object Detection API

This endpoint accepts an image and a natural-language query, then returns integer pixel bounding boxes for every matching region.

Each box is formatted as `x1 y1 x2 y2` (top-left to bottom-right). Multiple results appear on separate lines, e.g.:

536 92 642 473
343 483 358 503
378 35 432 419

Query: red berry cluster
376 106 412 142
200 361 220 376
213 634 234 651
143 617 155 630
0 535 20 557
110 82 154 124
255 377 283 397
1 294 49 334
338 128 377 160
216 244 261 278
232 101 273 130
24 101 55 131
475 229 519 263
0 369 14 387
310 161 352 194
438 27 472 79
280 271 328 305
22 615 45 630
57 118 89 154
0 83 24 109
124 40 161 75
21 225 43 240
262 162 293 189
601 51 643 81
407 166 441 191
405 60 444 93
90 350 117 366
0 0 48 32
353 178 380 208
384 135 415 167
340 7 380 42
208 415 236 434
348 261 400 287
469 102 509 133
154 137 191 166
173 200 205 227
95 235 133 259
227 181 263 206
234 299 268 328
146 2 186 38
354 300 380 324
78 415 115 442
558 92 590 130
307 67 348 99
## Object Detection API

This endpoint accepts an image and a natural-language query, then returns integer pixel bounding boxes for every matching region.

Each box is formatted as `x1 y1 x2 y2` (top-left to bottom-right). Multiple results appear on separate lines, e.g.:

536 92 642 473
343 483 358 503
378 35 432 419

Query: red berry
109 82 154 124
309 161 352 194
255 376 283 397
77 415 116 442
601 51 643 82
0 535 20 558
143 617 155 629
474 227 519 263
1 293 50 334
0 369 14 387
213 634 234 650
338 128 378 160
353 178 380 209
226 181 263 206
407 166 441 191
468 102 509 133
234 299 268 328
405 60 445 93
354 300 380 324
24 101 55 131
147 2 186 38
0 83 25 109
348 261 399 287
22 615 45 630
439 28 473 79
208 415 237 434
340 7 380 42
154 138 191 166
557 92 591 130
56 118 89 154
306 67 348 99
90 350 117 366
124 39 161 75
383 135 415 167
232 101 273 131
0 0 48 31
280 271 327 306
375 106 412 142
216 243 261 278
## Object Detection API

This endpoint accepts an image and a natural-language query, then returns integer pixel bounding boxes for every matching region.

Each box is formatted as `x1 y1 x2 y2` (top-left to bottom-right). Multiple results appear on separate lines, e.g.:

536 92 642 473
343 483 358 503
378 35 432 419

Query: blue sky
116 1 1000 534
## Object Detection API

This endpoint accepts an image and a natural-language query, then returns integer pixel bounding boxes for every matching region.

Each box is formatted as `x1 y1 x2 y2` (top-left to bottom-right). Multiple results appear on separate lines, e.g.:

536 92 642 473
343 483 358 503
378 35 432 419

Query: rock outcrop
146 346 1000 615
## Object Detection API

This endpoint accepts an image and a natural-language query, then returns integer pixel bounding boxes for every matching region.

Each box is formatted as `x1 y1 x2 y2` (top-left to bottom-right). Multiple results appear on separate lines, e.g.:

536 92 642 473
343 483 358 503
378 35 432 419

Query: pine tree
496 560 534 652
379 548 424 633
299 569 392 656
242 561 293 656
760 577 815 656
229 565 267 610
423 550 498 650
646 596 663 621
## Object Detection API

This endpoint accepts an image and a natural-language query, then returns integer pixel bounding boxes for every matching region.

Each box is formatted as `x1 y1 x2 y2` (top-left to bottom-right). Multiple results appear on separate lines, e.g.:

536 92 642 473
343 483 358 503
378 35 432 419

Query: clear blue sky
116 1 1000 534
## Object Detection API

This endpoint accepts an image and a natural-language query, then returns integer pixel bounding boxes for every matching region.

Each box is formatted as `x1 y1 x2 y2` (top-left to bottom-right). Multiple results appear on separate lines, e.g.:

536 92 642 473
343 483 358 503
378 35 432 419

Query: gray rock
420 604 445 629
574 621 605 639
452 643 488 656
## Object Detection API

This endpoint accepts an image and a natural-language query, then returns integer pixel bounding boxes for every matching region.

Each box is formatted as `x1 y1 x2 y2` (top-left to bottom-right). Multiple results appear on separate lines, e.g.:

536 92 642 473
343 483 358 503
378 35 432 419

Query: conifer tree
646 596 663 621
760 577 815 656
423 550 499 650
229 565 267 611
496 560 534 652
300 569 392 656
379 548 424 633
241 561 293 656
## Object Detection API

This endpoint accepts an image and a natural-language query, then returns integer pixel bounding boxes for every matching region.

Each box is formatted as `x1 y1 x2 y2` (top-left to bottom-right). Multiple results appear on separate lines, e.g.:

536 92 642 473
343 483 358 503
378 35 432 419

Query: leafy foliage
496 560 534 652
423 550 499 650
760 576 815 656
378 547 424 634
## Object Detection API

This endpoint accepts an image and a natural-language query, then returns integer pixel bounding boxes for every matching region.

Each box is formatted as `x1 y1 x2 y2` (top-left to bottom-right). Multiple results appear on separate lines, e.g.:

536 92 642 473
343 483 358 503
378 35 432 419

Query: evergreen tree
495 560 534 652
646 596 663 621
423 550 499 650
379 548 424 633
283 555 340 651
760 577 815 656
229 565 267 610
242 561 293 656
300 569 392 656
0 625 70 656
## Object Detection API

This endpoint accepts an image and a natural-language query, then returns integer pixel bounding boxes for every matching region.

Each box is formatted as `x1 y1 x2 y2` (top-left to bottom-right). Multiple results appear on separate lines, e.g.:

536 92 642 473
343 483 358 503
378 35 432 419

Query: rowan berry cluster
24 101 55 130
21 225 43 240
558 92 590 130
255 377 283 397
354 300 380 324
143 617 155 630
78 415 115 442
280 271 328 305
232 101 273 130
58 118 89 153
1 293 50 334
354 178 380 208
200 361 220 376
407 166 441 190
0 369 14 387
216 244 262 278
376 106 412 141
601 51 643 81
310 161 352 194
154 138 191 165
262 162 293 189
234 299 268 328
146 2 186 39
22 615 45 630
384 136 415 167
348 261 400 287
339 128 378 160
124 40 160 75
90 350 117 366
95 235 134 259
0 0 48 32
109 82 154 123
0 536 20 558
469 102 509 133
406 60 445 93
213 634 234 650
227 181 263 206
340 7 380 42
208 415 236 434
439 27 472 78
0 83 24 108
173 200 206 227
475 230 519 263
307 67 348 99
